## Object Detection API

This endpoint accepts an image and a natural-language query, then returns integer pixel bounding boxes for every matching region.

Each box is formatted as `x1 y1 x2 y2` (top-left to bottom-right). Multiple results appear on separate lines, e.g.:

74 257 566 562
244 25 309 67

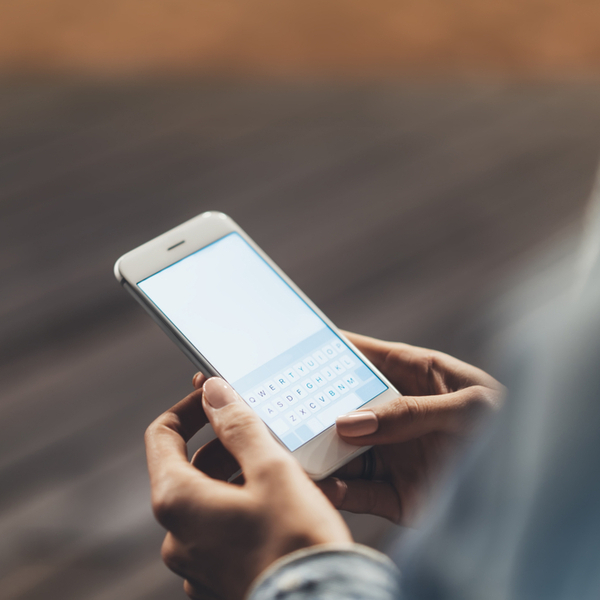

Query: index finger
144 387 209 490
342 331 393 370
342 330 502 394
343 330 435 377
342 330 420 391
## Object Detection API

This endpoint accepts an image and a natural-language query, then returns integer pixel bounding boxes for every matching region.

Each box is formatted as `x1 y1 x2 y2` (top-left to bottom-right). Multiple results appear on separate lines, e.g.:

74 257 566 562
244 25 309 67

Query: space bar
317 393 363 428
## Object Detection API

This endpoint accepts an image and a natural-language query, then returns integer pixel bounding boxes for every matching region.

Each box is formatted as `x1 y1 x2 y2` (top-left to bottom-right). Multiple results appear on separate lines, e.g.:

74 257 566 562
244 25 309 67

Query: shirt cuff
246 543 401 600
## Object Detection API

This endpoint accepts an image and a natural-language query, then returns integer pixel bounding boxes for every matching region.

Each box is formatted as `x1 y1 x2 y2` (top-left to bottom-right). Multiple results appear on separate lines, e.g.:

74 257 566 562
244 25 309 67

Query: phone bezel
115 211 400 479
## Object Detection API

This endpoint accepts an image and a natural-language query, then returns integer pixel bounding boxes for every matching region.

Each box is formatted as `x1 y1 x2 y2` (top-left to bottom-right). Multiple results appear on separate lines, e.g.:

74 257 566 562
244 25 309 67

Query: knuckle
145 412 177 441
266 453 295 471
401 395 424 425
183 580 197 599
421 351 445 394
468 385 497 410
253 453 296 486
459 385 500 428
325 479 347 508
381 346 399 374
220 409 257 442
161 539 182 573
144 420 159 443
152 498 172 526
402 348 443 395
151 486 183 526
184 579 212 600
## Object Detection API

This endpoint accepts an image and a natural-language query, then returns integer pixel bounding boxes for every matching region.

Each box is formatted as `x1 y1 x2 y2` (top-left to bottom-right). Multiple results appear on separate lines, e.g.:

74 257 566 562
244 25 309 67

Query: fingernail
203 378 237 409
192 372 204 388
336 410 378 436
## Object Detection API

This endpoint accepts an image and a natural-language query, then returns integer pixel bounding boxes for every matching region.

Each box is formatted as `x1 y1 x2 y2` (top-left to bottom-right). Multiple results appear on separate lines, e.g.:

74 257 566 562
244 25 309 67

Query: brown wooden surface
2 2 600 78
1 81 600 599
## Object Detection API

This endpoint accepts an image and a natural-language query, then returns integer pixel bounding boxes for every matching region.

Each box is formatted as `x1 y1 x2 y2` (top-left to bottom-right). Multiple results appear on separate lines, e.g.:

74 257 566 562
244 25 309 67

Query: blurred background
2 2 600 599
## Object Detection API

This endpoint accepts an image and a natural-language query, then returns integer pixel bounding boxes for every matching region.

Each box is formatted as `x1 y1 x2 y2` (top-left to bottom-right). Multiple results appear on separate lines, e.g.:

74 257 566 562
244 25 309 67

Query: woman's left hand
317 332 504 525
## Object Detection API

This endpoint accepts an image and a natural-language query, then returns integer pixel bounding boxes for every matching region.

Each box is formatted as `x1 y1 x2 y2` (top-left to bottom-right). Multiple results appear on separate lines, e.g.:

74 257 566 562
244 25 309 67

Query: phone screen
138 232 387 451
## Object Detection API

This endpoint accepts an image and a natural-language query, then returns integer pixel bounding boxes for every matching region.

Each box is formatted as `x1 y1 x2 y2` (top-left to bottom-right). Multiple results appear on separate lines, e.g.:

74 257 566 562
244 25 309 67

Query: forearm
247 543 401 600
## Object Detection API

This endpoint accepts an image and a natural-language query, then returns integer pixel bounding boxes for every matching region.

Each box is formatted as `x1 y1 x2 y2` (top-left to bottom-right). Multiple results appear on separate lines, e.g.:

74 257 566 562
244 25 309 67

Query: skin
145 377 351 600
145 332 503 599
319 331 504 524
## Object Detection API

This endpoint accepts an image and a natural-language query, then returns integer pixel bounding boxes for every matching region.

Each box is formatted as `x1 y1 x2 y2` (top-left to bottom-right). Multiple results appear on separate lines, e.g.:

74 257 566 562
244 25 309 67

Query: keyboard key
306 399 320 413
355 364 373 382
283 392 298 406
272 397 286 412
307 418 325 435
285 367 300 382
255 386 271 400
344 374 359 388
294 363 310 377
270 418 289 436
275 374 290 388
313 350 327 365
281 431 302 451
331 360 345 375
285 412 300 426
322 344 336 359
356 377 387 402
332 339 345 353
295 405 310 420
244 393 259 406
293 386 306 400
334 380 349 394
295 424 314 443
313 374 326 387
324 386 338 400
261 403 278 419
321 367 335 381
340 355 354 369
304 379 317 393
304 357 318 370
265 380 279 394
315 392 330 406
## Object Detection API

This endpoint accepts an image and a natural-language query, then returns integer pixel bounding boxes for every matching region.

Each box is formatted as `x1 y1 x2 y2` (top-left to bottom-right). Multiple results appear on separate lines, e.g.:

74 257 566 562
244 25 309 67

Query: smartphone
114 212 399 479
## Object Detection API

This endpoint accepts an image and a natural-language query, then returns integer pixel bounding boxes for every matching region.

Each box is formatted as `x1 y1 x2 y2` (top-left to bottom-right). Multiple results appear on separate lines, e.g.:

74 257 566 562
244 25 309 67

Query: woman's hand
318 332 504 525
145 377 351 600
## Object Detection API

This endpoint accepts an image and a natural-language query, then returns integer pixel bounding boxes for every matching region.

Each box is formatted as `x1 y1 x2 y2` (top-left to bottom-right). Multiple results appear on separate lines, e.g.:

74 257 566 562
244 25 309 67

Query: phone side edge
120 278 219 379
114 256 125 283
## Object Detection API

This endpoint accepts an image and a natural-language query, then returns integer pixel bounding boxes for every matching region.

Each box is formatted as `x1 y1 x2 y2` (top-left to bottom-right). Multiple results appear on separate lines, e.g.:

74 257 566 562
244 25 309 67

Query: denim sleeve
246 543 401 600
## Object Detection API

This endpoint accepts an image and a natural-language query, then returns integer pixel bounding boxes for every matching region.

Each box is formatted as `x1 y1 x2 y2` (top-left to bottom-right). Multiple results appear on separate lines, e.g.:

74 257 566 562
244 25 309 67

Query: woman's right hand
147 377 352 600
318 332 504 525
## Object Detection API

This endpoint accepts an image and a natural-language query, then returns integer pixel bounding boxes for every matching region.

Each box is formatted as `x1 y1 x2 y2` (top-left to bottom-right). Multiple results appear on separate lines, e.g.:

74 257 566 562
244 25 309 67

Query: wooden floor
3 1 600 78
1 81 600 600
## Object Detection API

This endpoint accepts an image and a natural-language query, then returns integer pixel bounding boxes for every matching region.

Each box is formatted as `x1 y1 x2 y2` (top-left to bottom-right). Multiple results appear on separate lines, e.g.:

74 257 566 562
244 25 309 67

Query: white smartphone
114 212 399 479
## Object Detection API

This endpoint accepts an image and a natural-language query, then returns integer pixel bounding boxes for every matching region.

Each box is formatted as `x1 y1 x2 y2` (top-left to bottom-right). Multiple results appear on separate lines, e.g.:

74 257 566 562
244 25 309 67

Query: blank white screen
138 233 325 382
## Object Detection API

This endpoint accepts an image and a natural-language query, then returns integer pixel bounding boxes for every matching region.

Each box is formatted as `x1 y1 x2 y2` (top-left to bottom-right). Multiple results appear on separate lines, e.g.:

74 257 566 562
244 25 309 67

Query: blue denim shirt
247 544 400 600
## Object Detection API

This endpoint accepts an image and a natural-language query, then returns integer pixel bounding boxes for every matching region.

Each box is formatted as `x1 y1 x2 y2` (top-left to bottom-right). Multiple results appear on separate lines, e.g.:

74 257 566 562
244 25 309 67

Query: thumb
202 377 292 478
336 385 497 445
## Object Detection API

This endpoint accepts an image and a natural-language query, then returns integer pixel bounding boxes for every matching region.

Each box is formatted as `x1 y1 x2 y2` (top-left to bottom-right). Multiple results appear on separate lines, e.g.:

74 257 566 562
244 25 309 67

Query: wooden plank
1 82 599 599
